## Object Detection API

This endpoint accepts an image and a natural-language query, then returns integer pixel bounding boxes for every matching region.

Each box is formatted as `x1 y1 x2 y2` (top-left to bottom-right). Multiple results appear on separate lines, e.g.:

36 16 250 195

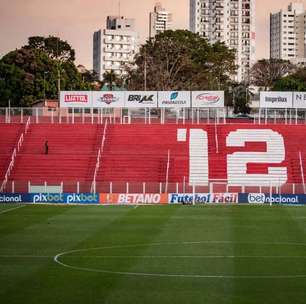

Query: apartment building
93 16 139 80
149 2 172 38
190 0 256 82
270 2 306 65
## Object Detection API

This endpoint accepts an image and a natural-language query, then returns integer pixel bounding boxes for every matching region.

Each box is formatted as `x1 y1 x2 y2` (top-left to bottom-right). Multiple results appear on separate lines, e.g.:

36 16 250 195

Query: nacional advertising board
125 91 158 108
260 91 293 108
192 91 224 108
158 91 191 108
92 91 125 108
60 91 92 108
293 92 306 109
238 193 306 205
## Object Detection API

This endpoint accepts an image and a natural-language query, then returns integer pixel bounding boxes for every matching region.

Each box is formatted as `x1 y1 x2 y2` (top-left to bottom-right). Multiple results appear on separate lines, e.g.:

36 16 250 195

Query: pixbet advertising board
260 91 293 108
60 91 92 108
192 91 224 108
92 91 125 108
158 91 191 108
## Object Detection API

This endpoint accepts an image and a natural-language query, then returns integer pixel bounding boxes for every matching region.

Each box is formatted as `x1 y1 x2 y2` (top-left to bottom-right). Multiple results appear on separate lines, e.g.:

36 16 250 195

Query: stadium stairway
8 124 103 192
0 123 24 180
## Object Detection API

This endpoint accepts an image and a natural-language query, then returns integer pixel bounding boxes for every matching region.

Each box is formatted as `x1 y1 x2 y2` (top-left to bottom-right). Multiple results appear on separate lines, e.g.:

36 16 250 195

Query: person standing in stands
45 140 49 155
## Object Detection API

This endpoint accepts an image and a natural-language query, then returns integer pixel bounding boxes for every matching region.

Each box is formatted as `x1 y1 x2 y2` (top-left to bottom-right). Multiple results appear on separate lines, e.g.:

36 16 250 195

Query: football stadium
1 90 306 303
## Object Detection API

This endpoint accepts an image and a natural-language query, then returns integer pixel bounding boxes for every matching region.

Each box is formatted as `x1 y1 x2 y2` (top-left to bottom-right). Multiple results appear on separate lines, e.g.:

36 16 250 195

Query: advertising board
60 91 92 108
100 193 168 204
158 91 191 108
125 91 158 108
92 91 125 108
169 193 238 204
260 91 293 108
238 193 306 205
293 92 306 109
0 193 99 204
192 91 224 108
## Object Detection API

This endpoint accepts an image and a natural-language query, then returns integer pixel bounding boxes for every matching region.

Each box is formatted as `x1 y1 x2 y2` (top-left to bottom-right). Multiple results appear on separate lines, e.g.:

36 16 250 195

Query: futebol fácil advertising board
192 91 224 108
158 91 191 108
60 91 92 108
260 91 293 108
92 91 125 108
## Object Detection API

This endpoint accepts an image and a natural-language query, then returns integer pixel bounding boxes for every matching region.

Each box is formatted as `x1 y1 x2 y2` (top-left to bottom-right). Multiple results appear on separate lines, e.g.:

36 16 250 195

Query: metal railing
2 180 305 195
2 107 306 125
165 150 170 193
91 120 108 193
0 118 31 192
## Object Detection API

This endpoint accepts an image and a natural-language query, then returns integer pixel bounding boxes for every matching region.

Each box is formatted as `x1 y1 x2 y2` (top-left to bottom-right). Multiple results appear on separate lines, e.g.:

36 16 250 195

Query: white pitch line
53 241 306 279
61 255 306 259
0 205 25 215
0 255 52 258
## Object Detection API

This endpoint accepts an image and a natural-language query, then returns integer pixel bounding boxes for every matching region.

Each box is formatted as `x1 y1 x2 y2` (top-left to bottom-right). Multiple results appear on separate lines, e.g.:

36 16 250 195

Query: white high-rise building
149 2 172 38
270 2 306 65
93 16 139 81
190 0 256 82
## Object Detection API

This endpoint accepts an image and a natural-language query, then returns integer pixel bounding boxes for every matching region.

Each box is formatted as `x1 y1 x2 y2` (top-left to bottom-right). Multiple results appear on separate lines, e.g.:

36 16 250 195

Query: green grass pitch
1 204 306 304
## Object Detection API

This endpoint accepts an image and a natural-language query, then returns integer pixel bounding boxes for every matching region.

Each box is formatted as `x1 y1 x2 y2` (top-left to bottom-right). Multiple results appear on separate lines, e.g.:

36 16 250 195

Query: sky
0 0 306 69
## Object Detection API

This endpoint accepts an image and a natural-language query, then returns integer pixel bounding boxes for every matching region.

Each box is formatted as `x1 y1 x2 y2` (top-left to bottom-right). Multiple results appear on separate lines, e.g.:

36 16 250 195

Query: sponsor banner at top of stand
125 91 158 108
293 92 306 109
158 91 191 108
238 193 306 205
60 91 92 108
169 193 238 204
192 91 224 108
100 193 168 204
92 91 125 108
260 91 293 108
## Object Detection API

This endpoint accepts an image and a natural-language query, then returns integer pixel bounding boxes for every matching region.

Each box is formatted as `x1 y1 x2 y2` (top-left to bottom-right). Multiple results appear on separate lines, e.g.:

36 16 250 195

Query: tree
250 59 295 90
273 67 306 91
27 36 75 62
0 36 95 106
233 83 251 114
102 70 122 91
0 62 25 107
125 30 236 91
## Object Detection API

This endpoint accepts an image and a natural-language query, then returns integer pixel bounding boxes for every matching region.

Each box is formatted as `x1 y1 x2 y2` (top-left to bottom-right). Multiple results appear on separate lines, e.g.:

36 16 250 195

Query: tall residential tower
190 0 256 82
270 2 306 65
93 16 139 81
149 2 172 38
